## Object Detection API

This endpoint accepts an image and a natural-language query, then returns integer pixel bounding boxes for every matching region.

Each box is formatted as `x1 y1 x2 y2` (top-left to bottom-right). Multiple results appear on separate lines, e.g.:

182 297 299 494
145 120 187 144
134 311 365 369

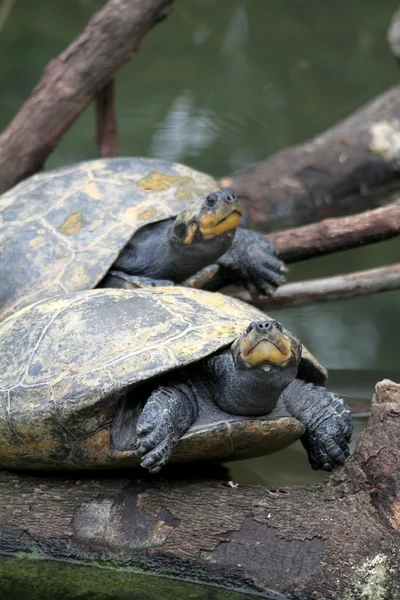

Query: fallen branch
95 79 119 158
220 85 400 232
0 380 399 599
0 0 174 193
234 264 400 309
268 198 400 263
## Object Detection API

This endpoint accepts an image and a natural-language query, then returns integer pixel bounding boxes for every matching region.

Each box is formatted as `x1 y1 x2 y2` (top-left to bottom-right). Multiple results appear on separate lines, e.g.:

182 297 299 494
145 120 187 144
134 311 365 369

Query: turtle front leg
134 382 198 473
216 229 287 297
101 270 175 289
280 379 353 471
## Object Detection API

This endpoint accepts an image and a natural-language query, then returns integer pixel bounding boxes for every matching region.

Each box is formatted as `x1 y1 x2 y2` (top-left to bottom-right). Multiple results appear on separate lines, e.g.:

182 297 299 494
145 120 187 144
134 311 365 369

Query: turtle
0 157 286 322
0 286 352 474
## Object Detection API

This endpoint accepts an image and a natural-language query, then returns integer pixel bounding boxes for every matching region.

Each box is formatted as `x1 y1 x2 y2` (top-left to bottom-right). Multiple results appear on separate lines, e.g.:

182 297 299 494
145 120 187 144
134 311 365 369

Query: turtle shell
0 286 327 470
0 157 217 321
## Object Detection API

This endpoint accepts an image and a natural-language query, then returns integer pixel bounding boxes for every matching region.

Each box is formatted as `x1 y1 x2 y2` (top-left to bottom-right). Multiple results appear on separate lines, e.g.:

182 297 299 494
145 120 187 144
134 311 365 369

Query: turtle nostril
224 191 236 204
256 321 272 333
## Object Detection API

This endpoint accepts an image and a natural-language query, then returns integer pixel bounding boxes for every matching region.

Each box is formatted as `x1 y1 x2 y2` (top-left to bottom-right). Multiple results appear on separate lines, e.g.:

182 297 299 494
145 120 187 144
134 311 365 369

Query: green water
0 1 400 596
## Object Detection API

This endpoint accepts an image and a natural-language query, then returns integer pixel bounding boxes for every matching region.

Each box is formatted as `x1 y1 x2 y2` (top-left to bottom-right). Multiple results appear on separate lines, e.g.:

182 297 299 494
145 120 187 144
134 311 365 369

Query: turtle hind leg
281 379 353 471
134 382 198 474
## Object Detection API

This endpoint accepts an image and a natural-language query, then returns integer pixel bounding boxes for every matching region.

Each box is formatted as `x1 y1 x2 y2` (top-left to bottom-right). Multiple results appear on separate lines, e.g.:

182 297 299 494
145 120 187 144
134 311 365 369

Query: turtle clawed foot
134 393 178 473
302 395 353 472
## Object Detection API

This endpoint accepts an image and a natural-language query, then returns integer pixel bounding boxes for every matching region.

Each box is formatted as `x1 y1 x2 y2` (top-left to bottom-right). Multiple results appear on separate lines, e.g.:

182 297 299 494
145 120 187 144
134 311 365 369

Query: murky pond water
0 0 399 596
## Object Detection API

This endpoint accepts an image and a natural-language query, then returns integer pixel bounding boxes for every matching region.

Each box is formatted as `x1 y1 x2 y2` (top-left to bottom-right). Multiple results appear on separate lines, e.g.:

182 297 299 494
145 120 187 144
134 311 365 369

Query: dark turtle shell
0 157 217 321
0 287 327 470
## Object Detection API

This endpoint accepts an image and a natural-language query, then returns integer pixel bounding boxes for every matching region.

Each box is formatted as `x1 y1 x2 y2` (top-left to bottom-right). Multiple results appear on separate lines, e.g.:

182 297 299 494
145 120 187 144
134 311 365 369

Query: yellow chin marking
200 211 241 240
244 339 291 366
182 222 200 245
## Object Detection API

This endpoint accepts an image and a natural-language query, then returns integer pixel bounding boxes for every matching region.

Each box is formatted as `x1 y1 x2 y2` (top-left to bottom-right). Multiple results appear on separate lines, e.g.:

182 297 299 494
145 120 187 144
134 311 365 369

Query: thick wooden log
0 380 399 599
220 86 400 232
268 198 400 263
0 0 174 194
234 263 400 309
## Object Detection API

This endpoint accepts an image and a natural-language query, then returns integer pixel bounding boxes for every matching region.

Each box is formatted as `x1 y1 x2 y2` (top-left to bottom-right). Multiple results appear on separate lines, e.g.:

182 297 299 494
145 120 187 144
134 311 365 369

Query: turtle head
231 320 302 373
170 189 242 245
213 319 303 417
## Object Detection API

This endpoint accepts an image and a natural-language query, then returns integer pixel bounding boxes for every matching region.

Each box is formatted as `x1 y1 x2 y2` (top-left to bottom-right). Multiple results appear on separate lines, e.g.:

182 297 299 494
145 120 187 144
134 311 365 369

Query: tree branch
220 85 400 232
95 79 118 157
268 199 400 263
0 0 174 193
0 380 399 599
234 264 400 309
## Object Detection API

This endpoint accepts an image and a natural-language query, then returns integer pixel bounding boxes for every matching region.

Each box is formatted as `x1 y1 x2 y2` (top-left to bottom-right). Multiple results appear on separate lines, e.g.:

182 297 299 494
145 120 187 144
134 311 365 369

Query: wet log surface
221 85 400 232
0 0 174 193
0 380 399 599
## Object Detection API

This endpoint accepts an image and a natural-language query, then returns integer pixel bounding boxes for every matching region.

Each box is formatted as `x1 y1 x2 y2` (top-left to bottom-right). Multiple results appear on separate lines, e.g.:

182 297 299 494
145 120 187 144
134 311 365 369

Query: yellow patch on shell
136 207 158 221
84 182 102 199
138 171 182 192
29 236 45 248
175 177 195 199
58 211 87 236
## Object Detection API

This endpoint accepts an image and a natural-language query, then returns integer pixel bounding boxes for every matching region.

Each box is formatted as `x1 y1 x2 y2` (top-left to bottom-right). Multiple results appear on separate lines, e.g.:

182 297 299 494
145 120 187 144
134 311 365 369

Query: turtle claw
133 383 196 473
140 439 173 474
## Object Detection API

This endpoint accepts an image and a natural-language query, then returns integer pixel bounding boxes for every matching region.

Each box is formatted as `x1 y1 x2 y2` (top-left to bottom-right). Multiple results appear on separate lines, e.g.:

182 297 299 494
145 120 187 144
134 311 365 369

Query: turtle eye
274 321 283 333
205 193 218 207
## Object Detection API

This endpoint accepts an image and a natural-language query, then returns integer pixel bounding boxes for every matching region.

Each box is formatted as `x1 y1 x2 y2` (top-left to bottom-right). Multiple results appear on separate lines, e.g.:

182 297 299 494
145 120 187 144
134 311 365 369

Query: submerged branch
0 0 174 193
268 199 400 263
234 264 400 309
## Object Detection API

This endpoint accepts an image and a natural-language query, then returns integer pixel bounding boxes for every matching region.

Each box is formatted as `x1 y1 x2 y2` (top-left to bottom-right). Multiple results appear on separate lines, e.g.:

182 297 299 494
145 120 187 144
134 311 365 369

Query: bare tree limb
268 199 400 263
220 85 400 232
234 264 400 309
0 380 399 599
0 0 174 193
95 79 118 157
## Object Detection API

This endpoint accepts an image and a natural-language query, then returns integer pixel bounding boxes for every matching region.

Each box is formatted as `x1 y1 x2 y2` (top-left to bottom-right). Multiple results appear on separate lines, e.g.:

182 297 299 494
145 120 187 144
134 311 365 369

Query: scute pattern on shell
0 158 217 320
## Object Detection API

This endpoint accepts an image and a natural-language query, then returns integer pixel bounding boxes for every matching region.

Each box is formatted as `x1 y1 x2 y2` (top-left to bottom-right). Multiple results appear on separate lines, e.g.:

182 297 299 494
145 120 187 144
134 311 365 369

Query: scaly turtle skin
0 287 351 473
0 157 285 321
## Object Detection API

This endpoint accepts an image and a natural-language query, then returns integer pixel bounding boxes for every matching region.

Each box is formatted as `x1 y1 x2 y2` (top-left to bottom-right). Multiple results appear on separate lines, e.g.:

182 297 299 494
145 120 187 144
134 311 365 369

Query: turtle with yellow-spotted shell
0 286 352 473
0 157 286 321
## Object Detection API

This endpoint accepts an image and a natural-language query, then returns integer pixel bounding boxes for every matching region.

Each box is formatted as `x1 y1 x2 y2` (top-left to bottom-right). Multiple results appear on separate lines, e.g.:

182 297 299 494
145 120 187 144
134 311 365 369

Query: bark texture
0 0 174 193
0 380 399 599
221 86 400 232
234 263 400 309
268 199 400 263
